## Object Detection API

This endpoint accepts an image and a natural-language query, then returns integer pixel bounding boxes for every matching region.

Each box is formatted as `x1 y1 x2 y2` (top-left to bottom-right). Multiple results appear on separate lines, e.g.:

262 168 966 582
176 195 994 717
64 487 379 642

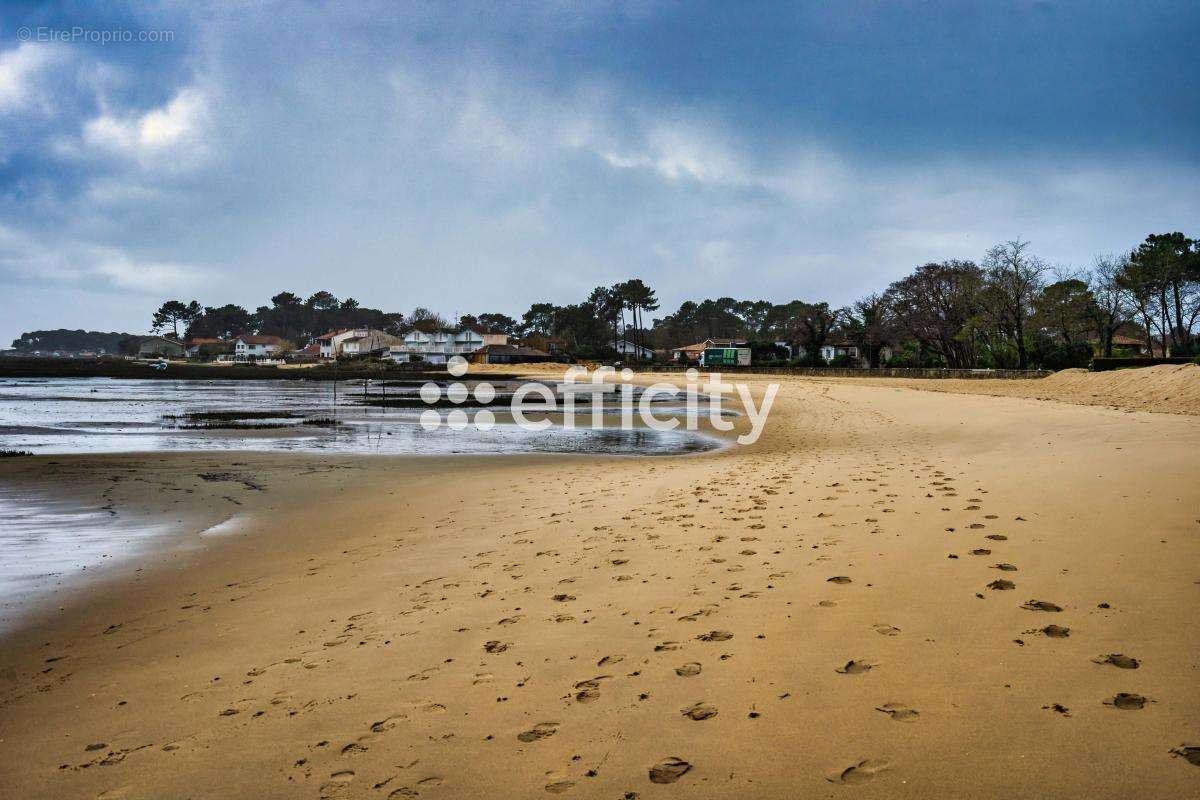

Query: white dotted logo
418 356 496 431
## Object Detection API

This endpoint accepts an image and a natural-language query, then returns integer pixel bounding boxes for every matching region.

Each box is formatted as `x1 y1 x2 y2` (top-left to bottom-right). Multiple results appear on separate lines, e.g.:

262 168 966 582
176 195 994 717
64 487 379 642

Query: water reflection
0 377 724 456
0 489 174 626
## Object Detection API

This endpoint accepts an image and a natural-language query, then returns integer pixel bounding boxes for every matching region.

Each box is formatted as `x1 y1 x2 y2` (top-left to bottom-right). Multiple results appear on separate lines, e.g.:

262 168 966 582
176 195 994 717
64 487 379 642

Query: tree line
8 329 135 354
146 232 1197 369
148 292 403 344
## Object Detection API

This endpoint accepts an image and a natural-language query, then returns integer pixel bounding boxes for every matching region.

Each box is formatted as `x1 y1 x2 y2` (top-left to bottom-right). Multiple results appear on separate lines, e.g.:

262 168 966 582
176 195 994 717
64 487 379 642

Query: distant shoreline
0 356 1051 382
0 357 482 382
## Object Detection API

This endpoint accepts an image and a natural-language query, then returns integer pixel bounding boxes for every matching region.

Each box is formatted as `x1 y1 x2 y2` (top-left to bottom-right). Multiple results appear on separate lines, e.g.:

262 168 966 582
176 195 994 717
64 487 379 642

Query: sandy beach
1 372 1198 799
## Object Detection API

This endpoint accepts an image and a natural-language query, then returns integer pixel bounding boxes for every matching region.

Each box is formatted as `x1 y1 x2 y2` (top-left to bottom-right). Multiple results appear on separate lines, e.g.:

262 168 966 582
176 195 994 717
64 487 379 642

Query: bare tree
1116 256 1168 355
982 240 1047 369
846 293 893 368
409 307 448 332
1088 255 1131 357
793 302 840 366
885 260 985 368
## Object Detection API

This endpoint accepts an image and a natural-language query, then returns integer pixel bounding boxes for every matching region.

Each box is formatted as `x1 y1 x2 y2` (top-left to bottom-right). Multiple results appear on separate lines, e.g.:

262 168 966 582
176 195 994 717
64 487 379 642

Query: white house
819 341 860 363
386 328 507 364
817 341 893 367
315 328 364 358
613 338 654 360
234 335 285 362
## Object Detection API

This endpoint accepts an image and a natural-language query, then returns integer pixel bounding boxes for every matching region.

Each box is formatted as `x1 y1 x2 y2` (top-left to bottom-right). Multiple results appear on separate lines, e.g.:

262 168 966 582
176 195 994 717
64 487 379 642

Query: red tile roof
674 339 745 352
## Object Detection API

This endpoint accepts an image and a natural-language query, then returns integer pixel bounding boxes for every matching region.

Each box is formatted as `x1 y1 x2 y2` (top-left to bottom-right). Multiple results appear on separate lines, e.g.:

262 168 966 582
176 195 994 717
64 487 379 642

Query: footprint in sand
545 780 575 794
320 771 356 800
835 660 874 675
370 713 407 733
675 662 702 677
517 722 559 742
1041 625 1070 638
828 758 890 785
97 789 134 800
875 703 919 722
970 549 992 556
484 640 510 653
341 738 370 756
1105 693 1149 710
987 579 1016 591
574 676 609 703
1093 653 1140 669
681 702 718 721
872 624 900 636
1022 600 1062 612
649 757 692 784
991 563 1018 571
1169 745 1200 766
696 630 733 642
827 576 852 584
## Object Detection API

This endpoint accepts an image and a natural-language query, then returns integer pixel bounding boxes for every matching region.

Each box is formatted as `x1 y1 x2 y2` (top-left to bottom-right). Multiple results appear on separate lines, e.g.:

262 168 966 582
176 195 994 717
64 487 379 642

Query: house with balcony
385 328 508 364
315 328 365 358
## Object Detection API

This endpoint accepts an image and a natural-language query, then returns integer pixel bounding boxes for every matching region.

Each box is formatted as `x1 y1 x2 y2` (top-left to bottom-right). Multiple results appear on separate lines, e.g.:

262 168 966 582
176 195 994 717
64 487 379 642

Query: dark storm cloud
1 1 1196 342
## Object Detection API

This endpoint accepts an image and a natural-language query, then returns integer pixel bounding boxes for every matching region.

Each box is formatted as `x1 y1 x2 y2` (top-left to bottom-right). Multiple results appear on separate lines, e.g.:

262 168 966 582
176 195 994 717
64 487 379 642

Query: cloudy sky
1 1 1197 343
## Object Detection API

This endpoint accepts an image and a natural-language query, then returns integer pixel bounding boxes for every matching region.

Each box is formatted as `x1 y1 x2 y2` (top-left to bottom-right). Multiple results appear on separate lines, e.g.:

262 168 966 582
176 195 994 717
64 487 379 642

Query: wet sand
0 375 1198 798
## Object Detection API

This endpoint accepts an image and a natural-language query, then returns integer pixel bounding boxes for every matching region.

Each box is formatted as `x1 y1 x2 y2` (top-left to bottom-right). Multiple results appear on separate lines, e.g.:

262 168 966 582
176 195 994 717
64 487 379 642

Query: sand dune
0 376 1197 798
1037 364 1200 412
797 363 1200 416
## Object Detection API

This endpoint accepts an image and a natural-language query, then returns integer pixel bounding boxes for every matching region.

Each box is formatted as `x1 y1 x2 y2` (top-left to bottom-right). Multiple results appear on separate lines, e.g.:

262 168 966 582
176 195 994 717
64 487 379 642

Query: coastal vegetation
9 233 1198 371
